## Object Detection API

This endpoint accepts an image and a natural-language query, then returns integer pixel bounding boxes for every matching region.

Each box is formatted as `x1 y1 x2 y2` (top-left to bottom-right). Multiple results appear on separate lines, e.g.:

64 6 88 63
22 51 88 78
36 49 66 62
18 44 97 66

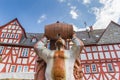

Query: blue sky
0 0 120 33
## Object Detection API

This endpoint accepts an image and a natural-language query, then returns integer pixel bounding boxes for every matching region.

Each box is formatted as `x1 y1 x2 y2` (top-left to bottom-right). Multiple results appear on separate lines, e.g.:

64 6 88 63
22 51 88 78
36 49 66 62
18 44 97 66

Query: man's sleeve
71 36 84 58
34 37 51 62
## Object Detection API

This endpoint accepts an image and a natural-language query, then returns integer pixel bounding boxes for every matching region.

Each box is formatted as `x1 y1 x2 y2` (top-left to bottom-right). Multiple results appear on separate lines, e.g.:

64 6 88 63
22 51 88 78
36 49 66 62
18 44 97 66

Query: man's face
55 38 65 48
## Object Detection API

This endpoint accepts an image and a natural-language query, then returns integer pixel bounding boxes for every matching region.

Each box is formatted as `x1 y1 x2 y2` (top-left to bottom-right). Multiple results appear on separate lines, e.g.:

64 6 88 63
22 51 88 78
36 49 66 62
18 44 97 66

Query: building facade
0 18 120 80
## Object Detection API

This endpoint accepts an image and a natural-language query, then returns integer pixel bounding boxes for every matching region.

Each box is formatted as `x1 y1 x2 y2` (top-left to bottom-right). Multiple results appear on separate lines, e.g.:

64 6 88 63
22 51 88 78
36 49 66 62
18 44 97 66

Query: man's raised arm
34 36 51 63
71 33 84 58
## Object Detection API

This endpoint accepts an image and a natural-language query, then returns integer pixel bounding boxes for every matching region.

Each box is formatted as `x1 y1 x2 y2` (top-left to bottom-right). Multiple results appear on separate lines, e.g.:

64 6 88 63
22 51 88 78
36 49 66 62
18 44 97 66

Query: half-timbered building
0 18 120 80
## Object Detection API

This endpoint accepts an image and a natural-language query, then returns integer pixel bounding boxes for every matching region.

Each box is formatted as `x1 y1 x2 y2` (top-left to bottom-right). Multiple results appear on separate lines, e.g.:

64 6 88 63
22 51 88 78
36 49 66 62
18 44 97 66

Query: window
111 52 116 58
11 34 15 38
1 33 5 38
87 53 92 60
99 52 104 59
85 47 91 52
16 65 22 72
93 53 99 59
15 34 19 39
109 45 113 50
6 33 10 38
91 46 97 51
91 64 97 72
95 35 99 37
10 65 16 72
85 65 90 73
107 63 114 72
23 66 28 72
31 38 37 42
81 54 87 60
0 46 4 54
114 45 120 50
116 51 120 58
21 48 29 57
47 42 50 49
103 46 108 51
14 21 17 25
105 52 110 58
98 46 102 51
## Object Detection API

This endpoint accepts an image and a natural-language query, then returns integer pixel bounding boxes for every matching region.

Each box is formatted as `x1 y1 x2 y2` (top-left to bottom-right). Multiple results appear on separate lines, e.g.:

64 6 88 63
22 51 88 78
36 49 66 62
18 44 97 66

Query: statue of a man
34 33 84 80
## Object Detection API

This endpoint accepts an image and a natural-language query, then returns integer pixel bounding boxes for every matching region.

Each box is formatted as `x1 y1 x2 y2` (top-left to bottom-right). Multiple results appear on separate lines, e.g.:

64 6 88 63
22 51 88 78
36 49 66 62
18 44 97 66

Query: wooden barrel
45 21 73 40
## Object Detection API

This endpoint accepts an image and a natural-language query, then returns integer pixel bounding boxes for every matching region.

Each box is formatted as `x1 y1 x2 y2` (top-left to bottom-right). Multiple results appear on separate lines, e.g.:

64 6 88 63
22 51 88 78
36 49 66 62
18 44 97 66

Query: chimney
89 26 93 32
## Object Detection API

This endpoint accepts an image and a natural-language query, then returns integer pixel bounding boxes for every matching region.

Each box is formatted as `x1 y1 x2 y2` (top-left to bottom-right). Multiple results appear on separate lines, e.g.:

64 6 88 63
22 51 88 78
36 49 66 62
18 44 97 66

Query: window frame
21 48 29 57
23 66 28 72
16 65 22 72
10 65 16 72
0 46 4 55
91 64 97 73
107 63 114 72
85 65 91 73
1 33 5 38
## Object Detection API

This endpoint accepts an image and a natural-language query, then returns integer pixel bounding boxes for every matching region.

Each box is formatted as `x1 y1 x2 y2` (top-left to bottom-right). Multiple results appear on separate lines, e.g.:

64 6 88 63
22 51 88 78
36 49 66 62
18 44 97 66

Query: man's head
55 37 66 50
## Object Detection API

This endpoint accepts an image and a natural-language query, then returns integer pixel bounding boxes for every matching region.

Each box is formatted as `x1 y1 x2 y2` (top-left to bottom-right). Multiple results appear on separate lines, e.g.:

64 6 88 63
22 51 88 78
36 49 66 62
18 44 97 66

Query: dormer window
82 38 86 41
95 35 99 38
31 38 37 42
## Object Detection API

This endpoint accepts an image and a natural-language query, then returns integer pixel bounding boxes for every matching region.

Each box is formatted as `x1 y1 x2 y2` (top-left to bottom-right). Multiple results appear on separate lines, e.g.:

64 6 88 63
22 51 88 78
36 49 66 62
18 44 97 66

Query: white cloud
57 0 66 3
92 0 120 29
72 24 86 31
83 0 91 4
37 14 47 24
69 6 79 19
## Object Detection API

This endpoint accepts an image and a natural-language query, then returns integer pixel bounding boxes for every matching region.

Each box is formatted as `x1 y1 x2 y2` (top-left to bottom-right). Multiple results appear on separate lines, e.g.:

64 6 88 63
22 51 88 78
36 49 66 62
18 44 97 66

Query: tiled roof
1 20 120 46
19 33 43 46
76 29 105 45
97 21 120 44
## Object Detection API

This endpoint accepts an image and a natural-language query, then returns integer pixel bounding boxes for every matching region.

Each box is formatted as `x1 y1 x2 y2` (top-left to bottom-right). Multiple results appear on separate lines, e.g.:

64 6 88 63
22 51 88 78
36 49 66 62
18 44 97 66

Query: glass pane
22 48 28 57
98 46 102 51
17 66 22 72
91 46 97 51
105 52 110 58
99 52 104 59
116 51 120 58
86 65 90 73
81 54 87 60
103 46 108 51
109 45 113 50
107 63 114 72
111 52 116 58
114 45 120 50
93 53 99 59
87 53 92 60
92 64 97 72
23 66 28 72
85 47 91 52
0 46 4 54
10 65 15 72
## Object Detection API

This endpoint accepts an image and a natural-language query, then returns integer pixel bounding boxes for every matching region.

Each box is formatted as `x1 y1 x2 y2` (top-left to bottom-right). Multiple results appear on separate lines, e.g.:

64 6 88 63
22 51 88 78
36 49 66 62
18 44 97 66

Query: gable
98 21 120 44
0 18 27 44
